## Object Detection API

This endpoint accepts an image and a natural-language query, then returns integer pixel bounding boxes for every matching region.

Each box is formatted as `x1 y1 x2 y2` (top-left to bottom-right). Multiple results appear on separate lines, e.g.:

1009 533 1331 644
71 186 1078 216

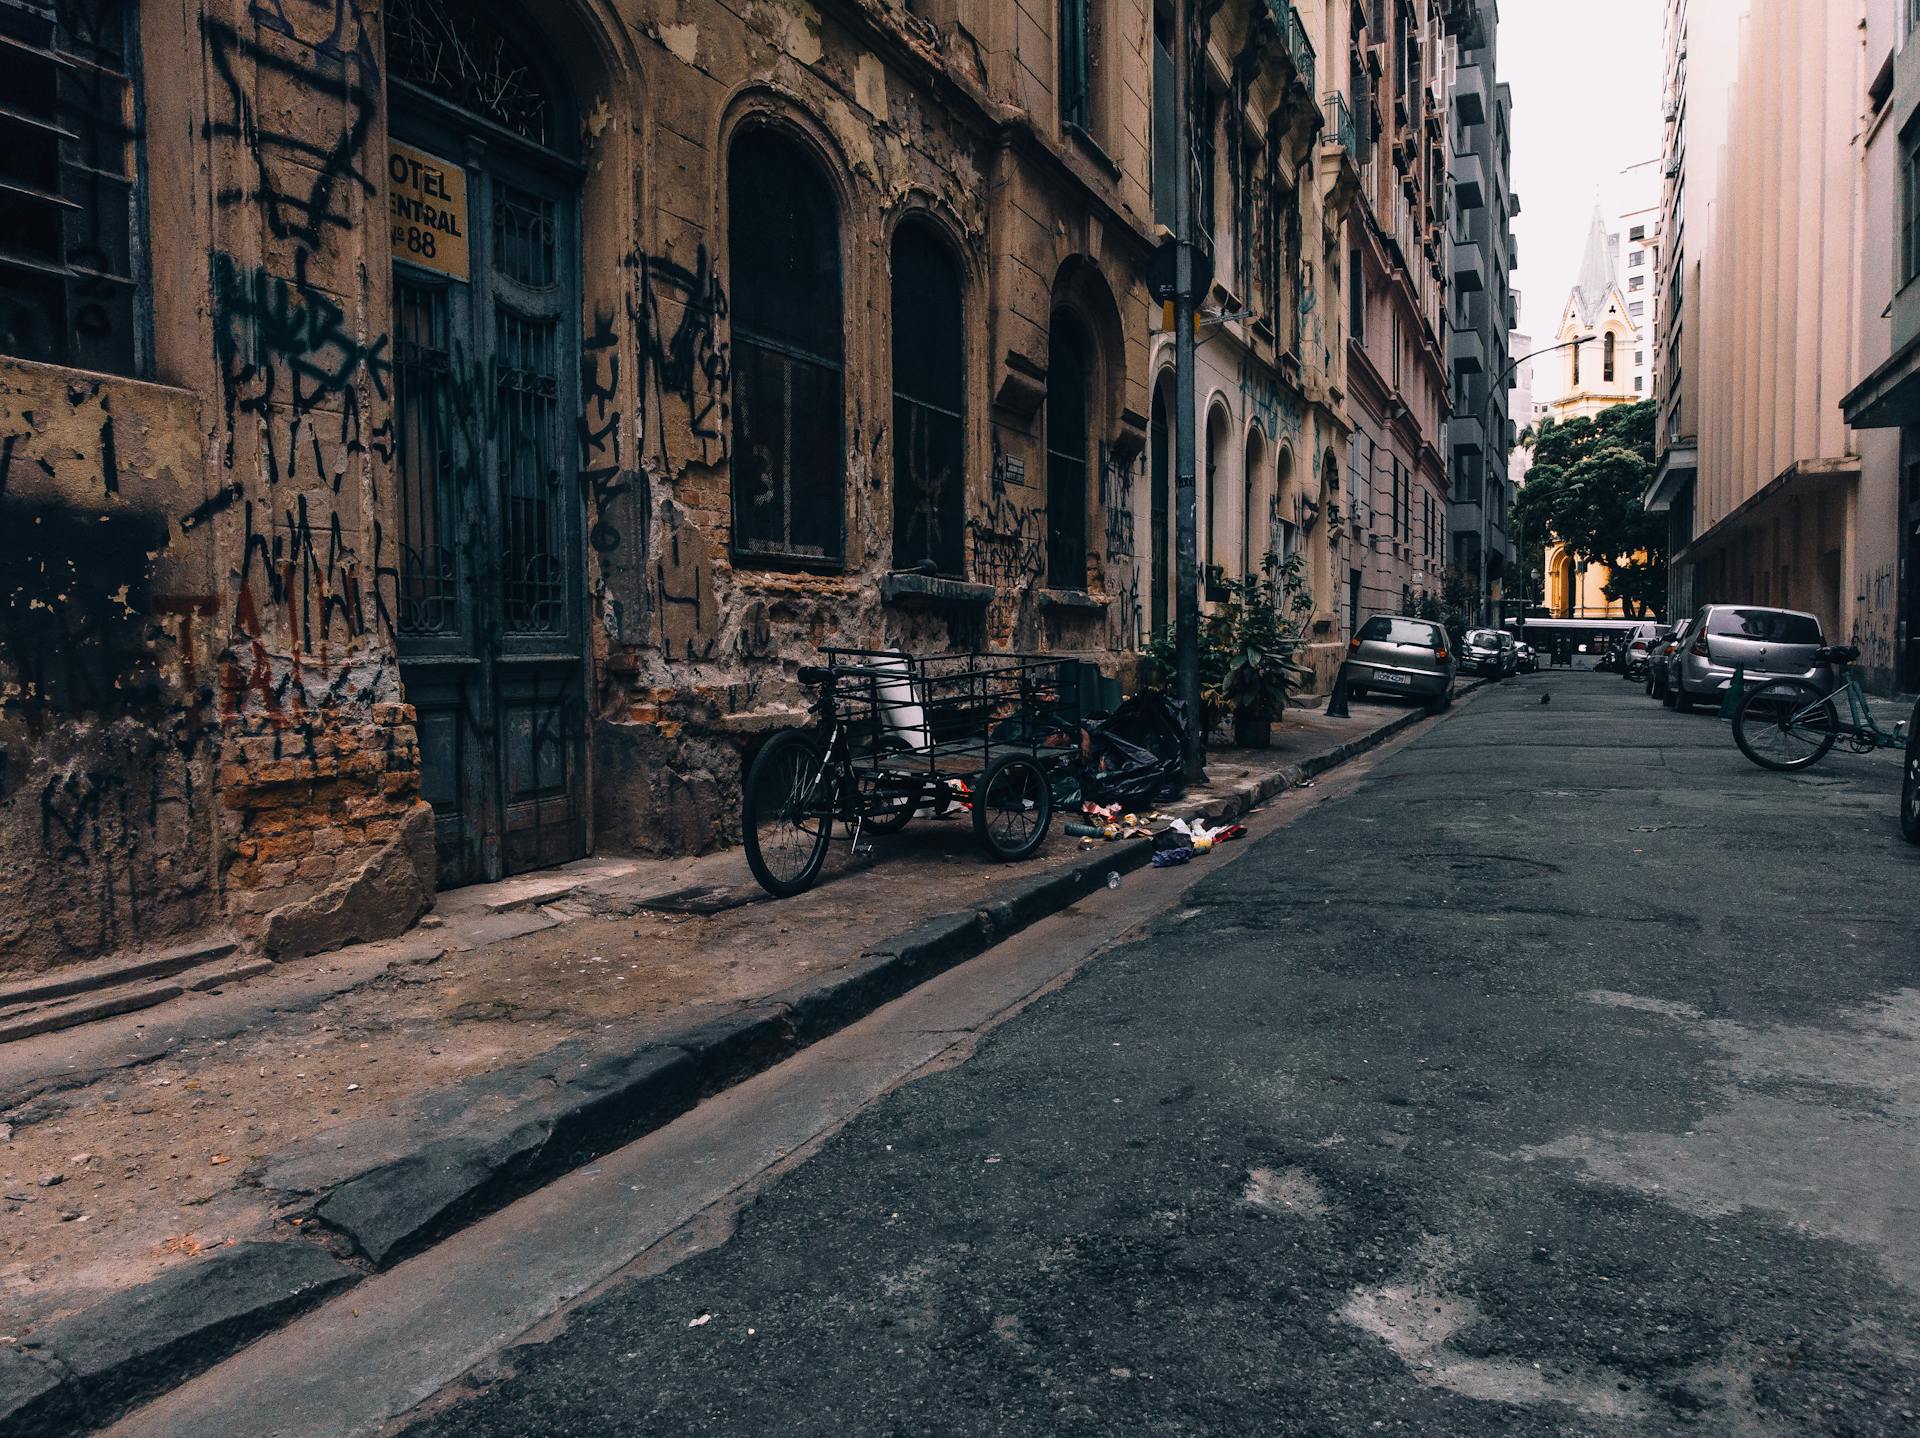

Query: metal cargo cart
741 648 1087 897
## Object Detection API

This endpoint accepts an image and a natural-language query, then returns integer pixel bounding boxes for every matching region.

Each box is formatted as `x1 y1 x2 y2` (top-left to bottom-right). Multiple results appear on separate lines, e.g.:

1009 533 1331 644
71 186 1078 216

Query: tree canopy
1511 400 1666 618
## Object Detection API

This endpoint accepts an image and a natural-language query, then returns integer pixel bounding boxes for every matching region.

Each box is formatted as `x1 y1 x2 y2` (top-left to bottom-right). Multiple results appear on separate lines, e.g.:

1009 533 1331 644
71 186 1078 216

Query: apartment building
1444 0 1519 622
1339 0 1462 634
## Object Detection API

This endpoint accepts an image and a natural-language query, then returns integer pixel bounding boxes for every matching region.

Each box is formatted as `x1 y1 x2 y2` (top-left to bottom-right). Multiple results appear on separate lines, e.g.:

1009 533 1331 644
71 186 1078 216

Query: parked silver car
1668 605 1828 712
1341 615 1457 714
1619 621 1661 681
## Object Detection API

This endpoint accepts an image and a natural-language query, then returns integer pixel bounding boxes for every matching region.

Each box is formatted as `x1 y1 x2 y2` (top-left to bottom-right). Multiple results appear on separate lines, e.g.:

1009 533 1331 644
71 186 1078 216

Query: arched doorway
1149 377 1171 635
387 0 587 887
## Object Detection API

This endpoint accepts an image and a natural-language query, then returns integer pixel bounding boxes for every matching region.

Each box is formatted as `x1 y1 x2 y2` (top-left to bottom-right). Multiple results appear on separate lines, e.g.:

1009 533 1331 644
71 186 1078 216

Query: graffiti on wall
1100 443 1142 650
1854 562 1897 675
628 246 732 473
1239 356 1304 445
969 433 1045 590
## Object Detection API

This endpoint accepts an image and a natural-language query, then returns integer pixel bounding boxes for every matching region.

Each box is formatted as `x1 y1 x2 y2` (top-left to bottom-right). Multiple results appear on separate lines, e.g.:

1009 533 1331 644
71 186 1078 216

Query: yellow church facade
1537 208 1645 618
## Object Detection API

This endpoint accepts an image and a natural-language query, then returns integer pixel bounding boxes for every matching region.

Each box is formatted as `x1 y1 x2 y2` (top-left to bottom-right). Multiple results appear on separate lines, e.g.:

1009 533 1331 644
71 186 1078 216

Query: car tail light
1690 638 1709 658
1435 647 1448 661
1349 637 1361 651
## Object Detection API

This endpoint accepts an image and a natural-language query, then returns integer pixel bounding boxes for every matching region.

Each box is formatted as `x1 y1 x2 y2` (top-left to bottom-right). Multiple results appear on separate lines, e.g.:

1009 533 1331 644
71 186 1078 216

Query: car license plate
1375 672 1411 687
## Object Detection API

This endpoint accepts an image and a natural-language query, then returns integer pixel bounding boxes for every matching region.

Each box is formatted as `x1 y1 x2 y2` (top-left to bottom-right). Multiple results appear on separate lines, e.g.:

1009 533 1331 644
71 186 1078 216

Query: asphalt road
397 671 1920 1437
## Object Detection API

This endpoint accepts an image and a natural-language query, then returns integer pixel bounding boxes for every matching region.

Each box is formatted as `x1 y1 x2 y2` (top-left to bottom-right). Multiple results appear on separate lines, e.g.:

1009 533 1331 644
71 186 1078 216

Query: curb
9 698 1451 1436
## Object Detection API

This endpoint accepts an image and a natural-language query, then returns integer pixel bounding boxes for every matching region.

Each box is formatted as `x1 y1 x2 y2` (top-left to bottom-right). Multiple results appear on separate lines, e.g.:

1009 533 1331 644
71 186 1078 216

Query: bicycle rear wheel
1732 679 1838 772
743 730 837 896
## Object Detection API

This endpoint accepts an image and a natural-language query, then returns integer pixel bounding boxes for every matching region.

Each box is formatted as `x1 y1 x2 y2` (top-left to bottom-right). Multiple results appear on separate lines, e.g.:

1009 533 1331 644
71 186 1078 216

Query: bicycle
1729 645 1912 774
740 652 1069 898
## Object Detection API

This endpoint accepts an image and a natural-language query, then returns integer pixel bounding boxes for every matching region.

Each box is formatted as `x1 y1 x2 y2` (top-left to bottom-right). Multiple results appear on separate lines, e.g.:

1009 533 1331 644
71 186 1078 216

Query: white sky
1501 0 1666 347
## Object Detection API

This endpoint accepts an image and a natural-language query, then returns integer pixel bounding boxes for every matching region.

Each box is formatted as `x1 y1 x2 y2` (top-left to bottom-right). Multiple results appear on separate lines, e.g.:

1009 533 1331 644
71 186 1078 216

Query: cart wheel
743 730 837 897
972 753 1053 861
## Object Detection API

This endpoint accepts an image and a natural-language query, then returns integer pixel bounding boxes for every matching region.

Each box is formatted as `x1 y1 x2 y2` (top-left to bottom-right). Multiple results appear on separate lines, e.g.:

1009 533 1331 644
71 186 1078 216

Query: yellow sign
388 141 469 281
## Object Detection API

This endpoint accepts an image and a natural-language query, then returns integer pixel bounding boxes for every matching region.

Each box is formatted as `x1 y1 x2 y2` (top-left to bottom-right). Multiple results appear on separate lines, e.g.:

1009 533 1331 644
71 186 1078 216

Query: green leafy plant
1511 400 1665 617
1141 551 1317 732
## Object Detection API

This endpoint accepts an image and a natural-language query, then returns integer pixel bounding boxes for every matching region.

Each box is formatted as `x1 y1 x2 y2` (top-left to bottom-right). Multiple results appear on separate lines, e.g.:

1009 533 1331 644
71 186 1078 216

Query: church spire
1574 206 1615 321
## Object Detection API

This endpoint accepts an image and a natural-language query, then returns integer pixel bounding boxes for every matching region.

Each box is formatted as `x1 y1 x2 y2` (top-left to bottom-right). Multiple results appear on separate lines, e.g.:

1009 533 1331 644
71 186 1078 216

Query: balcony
1453 149 1485 210
1451 324 1486 375
1285 3 1316 97
1323 91 1356 160
1452 243 1485 294
1454 61 1489 126
1452 413 1485 462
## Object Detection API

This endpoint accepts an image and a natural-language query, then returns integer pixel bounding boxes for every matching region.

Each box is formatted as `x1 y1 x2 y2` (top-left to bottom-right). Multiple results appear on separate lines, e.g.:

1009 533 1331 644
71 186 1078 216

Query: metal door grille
495 308 562 634
394 279 459 635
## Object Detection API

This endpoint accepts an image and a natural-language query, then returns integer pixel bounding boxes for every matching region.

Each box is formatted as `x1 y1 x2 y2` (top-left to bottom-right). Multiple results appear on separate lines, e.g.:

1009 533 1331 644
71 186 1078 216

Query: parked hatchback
1668 605 1828 712
1341 616 1456 714
1646 618 1693 700
1461 628 1516 678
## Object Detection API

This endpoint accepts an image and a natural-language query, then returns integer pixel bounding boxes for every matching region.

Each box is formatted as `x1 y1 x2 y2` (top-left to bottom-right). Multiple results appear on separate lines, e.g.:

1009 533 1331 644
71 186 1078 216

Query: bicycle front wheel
743 730 838 896
1732 679 1838 772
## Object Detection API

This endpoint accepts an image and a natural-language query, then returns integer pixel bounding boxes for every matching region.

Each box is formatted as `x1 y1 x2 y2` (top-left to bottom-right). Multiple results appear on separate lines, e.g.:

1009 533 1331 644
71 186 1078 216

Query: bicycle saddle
1815 644 1860 665
796 665 831 686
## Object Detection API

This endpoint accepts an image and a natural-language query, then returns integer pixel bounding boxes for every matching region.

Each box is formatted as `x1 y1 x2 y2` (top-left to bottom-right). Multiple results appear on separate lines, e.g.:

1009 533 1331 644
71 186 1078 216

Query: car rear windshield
1705 608 1822 644
1359 617 1441 646
1466 630 1502 646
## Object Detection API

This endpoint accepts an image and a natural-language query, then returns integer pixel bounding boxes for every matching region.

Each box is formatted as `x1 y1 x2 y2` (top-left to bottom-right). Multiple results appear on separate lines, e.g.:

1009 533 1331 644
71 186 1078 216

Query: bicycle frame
1780 672 1905 750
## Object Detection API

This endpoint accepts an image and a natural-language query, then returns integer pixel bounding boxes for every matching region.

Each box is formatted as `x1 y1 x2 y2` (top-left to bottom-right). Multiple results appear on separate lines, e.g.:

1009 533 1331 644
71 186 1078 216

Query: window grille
0 0 144 373
729 130 845 564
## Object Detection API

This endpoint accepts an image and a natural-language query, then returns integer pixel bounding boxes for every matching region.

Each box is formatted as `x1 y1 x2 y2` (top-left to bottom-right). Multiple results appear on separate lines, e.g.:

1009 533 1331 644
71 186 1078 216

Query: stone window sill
1038 588 1109 614
879 572 995 609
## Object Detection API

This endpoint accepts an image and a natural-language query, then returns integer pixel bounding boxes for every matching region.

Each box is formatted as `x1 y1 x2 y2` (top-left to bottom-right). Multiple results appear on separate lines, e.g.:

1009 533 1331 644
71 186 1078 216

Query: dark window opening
1046 310 1091 589
890 222 965 578
1151 6 1176 224
1604 331 1616 381
1060 0 1090 132
729 129 844 565
0 0 145 374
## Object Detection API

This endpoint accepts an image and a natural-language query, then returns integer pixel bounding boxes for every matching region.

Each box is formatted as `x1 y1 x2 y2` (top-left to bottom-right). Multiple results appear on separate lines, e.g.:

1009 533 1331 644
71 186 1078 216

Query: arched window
730 129 844 563
890 222 965 576
1205 404 1230 582
1242 427 1266 578
1603 331 1617 383
1045 310 1092 588
1571 341 1581 388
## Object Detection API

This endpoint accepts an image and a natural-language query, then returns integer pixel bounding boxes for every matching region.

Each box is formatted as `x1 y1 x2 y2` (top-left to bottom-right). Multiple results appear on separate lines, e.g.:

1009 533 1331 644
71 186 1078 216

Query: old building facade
1 0 1492 980
1338 0 1460 635
0 0 1173 978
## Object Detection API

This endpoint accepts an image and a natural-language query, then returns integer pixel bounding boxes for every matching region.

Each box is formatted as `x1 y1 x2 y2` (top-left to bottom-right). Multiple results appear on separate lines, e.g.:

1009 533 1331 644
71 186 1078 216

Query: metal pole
1172 0 1204 782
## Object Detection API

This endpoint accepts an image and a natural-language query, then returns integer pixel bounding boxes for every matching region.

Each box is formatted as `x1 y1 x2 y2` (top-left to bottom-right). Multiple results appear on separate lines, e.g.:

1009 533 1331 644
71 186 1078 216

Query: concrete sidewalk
0 690 1469 1437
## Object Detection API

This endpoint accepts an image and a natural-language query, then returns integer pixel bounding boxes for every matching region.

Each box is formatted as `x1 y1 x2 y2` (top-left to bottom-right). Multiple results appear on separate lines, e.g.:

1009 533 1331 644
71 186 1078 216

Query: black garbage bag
1083 692 1190 805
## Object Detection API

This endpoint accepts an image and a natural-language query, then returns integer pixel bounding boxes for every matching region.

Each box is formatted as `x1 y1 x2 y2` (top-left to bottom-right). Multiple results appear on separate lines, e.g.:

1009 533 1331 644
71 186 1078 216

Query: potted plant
1203 554 1315 748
